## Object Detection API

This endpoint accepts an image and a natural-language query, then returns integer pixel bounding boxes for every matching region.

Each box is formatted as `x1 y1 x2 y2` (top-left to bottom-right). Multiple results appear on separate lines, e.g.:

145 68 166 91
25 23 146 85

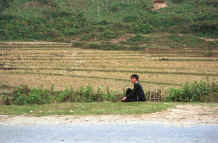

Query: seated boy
122 74 146 102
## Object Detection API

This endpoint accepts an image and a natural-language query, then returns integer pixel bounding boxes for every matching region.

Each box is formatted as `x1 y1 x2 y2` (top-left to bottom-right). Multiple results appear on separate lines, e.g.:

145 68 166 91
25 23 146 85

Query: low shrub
166 81 218 102
191 21 218 37
10 86 53 105
126 34 144 45
35 0 56 6
72 42 85 47
205 0 218 7
0 0 13 14
123 16 137 23
1 0 218 41
1 94 12 105
97 20 110 25
88 43 101 49
1 80 218 105
80 33 96 41
100 30 119 40
133 23 153 34
2 85 123 105
171 0 185 4
56 88 74 102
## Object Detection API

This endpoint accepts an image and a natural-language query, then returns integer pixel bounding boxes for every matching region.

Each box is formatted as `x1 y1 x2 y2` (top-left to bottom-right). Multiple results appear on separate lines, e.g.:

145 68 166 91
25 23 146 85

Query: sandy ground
0 104 218 125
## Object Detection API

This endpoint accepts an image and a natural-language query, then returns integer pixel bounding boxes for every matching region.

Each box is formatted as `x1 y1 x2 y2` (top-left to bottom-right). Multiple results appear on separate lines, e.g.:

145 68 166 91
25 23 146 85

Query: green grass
0 102 175 116
1 102 217 116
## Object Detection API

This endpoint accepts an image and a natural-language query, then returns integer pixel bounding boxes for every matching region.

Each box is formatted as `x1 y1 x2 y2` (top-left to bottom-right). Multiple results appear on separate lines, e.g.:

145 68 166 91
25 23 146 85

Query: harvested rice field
0 42 218 92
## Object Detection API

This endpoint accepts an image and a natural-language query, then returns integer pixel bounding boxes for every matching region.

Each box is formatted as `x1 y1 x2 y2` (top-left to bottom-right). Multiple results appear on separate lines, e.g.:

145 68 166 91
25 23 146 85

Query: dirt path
0 104 218 125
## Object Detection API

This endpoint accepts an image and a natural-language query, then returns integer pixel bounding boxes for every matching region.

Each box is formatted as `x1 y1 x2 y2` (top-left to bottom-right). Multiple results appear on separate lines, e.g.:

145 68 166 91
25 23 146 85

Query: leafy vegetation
166 80 218 102
1 80 218 105
0 0 217 45
1 85 123 105
0 0 13 14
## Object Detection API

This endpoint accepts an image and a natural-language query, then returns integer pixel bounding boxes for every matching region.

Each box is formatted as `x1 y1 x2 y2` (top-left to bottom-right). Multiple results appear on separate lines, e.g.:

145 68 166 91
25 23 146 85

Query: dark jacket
126 82 146 102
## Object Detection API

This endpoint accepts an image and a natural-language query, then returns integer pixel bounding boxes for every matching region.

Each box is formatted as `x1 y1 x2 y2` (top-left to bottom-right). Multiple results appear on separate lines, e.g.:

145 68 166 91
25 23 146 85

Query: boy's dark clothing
125 82 146 102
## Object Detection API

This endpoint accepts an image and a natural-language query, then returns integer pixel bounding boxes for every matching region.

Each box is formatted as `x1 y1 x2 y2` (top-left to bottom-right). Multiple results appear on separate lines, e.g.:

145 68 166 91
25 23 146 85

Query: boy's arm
132 84 140 96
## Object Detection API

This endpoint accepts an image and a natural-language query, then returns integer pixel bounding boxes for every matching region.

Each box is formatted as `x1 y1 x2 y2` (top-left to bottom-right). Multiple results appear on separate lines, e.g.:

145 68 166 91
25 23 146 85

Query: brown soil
110 34 134 44
200 38 218 42
153 1 167 10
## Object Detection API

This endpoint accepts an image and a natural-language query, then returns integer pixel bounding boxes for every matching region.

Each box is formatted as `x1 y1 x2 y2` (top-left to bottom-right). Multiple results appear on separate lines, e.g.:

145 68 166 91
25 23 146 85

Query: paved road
0 123 217 143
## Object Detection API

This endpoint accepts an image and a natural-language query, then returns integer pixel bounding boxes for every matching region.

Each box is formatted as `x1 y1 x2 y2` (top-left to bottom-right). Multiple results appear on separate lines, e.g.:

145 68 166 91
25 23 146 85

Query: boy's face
131 77 137 84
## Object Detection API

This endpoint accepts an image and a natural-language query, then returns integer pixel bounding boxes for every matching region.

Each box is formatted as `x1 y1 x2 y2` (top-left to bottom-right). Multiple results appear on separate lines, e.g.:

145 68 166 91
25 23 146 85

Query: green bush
166 81 218 102
11 85 30 105
0 0 13 14
27 88 51 104
97 20 110 25
126 34 144 45
171 0 185 4
133 23 153 34
10 86 53 105
1 94 12 105
191 21 218 37
97 86 120 102
76 86 94 102
36 0 51 4
100 30 119 40
123 16 137 23
56 88 74 102
205 0 218 7
1 80 218 105
88 43 101 49
1 0 218 41
41 0 57 7
80 33 95 41
73 42 86 47
2 85 123 105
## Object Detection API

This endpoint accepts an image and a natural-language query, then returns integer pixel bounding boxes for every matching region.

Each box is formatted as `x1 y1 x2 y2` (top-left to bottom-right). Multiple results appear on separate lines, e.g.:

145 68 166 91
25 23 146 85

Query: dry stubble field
0 42 218 93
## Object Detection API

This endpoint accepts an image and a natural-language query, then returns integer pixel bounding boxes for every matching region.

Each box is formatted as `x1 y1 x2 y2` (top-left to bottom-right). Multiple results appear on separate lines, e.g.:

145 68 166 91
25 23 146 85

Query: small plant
205 0 218 7
123 16 137 23
11 85 30 105
88 43 101 49
76 86 93 102
191 21 218 37
171 0 185 4
56 88 74 102
80 33 95 41
100 30 119 40
133 23 153 34
166 81 218 102
73 42 85 48
125 34 145 45
9 86 53 105
0 0 13 14
2 80 218 105
1 94 12 105
27 88 45 104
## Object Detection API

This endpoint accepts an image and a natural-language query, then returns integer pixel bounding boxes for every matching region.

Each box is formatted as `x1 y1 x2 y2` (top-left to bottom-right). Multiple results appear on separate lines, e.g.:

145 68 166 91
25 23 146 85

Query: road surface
0 122 218 143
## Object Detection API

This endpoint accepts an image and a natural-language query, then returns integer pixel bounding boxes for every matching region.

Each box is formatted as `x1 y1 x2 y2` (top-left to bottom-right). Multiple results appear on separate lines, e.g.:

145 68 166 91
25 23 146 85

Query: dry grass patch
1 44 218 91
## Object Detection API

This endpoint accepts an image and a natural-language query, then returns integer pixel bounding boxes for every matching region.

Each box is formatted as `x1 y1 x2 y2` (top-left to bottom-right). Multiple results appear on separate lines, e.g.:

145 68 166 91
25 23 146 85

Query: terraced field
0 42 218 92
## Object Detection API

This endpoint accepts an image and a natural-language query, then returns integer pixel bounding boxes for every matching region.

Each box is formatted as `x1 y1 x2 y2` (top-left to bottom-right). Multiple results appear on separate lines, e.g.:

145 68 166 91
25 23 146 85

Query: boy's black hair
130 74 139 80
